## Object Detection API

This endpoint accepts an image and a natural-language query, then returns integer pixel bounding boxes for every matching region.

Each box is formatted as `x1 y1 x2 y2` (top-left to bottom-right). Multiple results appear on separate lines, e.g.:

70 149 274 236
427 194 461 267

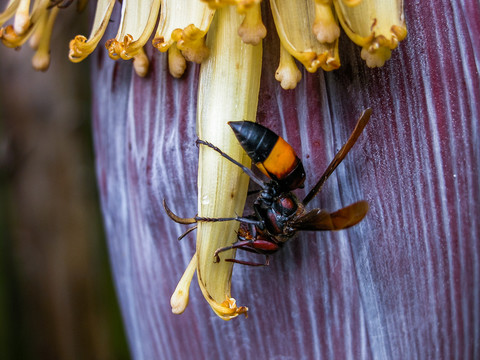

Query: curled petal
152 0 214 76
105 0 160 60
69 0 116 63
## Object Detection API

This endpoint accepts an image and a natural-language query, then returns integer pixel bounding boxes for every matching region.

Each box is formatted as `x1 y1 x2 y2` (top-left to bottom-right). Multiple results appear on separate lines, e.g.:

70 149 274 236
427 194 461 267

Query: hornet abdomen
229 121 305 190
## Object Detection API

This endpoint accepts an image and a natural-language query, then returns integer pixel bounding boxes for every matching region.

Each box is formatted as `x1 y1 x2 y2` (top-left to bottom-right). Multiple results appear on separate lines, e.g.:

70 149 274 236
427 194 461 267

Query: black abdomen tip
228 121 278 163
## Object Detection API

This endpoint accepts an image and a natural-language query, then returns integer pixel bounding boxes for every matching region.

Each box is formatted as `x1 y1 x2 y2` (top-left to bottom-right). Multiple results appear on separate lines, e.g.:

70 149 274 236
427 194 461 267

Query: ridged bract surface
92 1 479 359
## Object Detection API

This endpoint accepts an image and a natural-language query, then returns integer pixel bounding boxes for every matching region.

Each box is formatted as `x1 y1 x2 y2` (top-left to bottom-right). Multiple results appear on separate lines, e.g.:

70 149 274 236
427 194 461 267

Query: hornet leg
197 139 266 189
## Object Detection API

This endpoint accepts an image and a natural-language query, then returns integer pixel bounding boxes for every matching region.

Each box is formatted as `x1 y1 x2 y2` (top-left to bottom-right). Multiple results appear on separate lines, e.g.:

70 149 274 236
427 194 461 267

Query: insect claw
163 199 197 224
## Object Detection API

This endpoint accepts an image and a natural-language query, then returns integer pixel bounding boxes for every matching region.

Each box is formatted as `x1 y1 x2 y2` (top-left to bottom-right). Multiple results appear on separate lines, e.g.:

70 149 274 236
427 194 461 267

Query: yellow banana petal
270 0 340 73
196 5 262 320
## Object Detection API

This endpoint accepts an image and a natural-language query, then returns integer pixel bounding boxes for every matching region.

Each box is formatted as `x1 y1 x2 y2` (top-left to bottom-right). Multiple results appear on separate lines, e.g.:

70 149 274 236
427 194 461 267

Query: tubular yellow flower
104 0 160 63
152 0 214 77
69 0 116 63
1 0 407 80
202 0 266 45
271 0 340 73
195 4 262 320
333 0 407 67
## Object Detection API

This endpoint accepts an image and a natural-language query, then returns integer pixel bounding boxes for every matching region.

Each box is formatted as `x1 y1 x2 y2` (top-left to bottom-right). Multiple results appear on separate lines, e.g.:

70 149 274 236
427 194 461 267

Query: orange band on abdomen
258 137 299 180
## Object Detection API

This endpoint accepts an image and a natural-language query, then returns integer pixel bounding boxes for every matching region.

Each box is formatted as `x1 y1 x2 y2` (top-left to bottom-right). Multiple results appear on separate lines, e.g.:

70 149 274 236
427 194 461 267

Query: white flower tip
168 46 187 78
313 2 340 44
32 52 50 71
361 46 391 68
313 21 340 44
238 22 266 45
13 13 30 35
133 51 149 77
29 31 41 50
275 65 302 90
170 288 189 315
237 3 266 45
276 44 302 89
170 253 197 315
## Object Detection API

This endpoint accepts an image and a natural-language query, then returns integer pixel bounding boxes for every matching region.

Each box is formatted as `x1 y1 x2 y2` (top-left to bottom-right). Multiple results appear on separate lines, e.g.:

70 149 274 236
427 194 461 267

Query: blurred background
0 4 130 360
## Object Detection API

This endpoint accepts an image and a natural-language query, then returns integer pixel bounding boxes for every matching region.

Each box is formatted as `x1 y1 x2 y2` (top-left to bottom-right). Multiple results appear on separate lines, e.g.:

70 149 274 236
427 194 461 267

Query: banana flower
1 0 478 358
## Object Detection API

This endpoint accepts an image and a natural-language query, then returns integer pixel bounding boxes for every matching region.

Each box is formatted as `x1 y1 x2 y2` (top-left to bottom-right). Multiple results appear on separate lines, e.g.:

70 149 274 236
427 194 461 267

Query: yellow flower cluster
1 0 406 82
